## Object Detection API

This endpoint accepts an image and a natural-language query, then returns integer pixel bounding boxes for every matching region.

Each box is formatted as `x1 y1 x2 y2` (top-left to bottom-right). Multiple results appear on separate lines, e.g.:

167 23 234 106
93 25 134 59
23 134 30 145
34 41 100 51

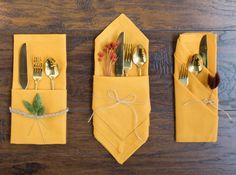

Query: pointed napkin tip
119 13 127 18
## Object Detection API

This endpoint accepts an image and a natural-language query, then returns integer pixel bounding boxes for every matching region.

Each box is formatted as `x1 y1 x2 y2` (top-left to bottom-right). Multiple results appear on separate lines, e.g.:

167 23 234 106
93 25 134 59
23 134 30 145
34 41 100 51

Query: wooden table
0 1 236 174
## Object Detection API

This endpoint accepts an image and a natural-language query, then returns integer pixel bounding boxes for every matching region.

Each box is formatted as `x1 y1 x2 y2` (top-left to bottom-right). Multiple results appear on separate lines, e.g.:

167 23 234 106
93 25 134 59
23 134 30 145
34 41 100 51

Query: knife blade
115 32 125 76
19 43 28 89
199 35 208 68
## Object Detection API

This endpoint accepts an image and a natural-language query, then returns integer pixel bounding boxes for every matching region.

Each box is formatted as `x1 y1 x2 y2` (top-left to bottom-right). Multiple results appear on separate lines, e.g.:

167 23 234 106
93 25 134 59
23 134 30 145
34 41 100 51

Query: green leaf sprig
23 93 45 116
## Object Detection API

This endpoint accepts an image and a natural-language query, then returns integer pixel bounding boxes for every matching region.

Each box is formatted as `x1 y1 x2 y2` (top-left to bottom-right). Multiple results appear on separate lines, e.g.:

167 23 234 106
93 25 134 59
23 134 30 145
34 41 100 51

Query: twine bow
88 90 143 141
9 107 69 143
184 98 233 122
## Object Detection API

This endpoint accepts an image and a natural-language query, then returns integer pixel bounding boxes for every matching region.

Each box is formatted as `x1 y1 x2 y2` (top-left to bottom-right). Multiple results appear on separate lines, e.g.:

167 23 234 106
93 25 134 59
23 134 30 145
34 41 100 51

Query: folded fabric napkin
11 34 67 144
92 14 151 164
174 32 218 142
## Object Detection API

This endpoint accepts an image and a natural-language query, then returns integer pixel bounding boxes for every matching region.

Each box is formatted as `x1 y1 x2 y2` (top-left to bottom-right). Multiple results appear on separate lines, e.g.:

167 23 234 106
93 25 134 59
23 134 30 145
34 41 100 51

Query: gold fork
179 63 189 86
124 44 133 76
33 57 43 90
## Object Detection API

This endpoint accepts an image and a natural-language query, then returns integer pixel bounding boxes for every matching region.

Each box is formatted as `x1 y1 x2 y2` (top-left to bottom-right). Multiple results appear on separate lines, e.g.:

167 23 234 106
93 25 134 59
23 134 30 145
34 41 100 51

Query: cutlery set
115 32 147 76
19 43 60 90
179 35 208 85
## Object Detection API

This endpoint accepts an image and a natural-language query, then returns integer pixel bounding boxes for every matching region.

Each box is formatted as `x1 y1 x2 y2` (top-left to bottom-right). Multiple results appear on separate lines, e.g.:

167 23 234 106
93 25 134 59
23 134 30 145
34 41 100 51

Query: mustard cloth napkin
174 32 218 142
11 34 67 144
92 14 151 164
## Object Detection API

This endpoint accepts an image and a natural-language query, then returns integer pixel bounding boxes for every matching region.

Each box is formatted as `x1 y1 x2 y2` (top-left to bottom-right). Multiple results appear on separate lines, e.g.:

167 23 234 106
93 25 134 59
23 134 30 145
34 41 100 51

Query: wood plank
0 0 236 31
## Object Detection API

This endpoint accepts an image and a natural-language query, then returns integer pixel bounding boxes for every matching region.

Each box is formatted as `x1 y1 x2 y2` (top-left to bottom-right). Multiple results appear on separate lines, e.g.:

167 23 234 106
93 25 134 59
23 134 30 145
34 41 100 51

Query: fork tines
179 64 189 86
33 57 43 90
124 44 133 76
33 57 43 72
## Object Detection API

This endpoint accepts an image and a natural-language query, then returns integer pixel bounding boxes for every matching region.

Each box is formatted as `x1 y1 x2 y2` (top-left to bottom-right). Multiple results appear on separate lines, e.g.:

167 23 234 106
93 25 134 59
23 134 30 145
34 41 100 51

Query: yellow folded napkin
92 14 151 164
11 34 67 144
174 32 218 142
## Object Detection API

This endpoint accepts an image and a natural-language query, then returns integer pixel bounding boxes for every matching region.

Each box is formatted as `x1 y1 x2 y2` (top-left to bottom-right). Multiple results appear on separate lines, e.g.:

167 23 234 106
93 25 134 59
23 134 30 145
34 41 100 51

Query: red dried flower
98 51 104 58
110 41 118 49
98 52 104 62
105 44 111 49
98 57 103 62
98 40 118 75
112 57 117 63
110 52 117 62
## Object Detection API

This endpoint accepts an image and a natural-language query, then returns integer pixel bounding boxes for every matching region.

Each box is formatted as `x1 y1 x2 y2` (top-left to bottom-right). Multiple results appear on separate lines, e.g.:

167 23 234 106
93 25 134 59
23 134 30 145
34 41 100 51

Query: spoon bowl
132 44 147 76
188 54 204 75
45 57 59 90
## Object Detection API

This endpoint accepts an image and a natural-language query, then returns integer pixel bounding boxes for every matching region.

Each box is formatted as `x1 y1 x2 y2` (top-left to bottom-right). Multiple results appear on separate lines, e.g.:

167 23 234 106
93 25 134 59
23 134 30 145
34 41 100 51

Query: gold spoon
45 57 59 90
132 44 147 76
188 54 204 75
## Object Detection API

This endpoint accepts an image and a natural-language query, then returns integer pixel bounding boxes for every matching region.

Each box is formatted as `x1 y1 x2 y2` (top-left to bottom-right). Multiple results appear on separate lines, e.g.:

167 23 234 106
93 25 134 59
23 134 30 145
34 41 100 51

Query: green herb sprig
23 93 45 116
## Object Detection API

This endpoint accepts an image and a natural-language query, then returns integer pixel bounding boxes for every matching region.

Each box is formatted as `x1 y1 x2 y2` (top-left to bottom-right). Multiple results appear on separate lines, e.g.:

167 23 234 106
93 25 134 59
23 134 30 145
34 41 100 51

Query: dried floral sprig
98 41 118 76
23 93 45 116
208 72 220 90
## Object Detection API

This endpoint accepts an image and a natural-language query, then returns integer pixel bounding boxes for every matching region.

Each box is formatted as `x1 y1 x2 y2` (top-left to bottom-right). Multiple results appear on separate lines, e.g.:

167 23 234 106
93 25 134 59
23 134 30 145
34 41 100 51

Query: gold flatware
33 57 43 90
179 64 189 86
132 44 147 76
188 35 207 75
187 54 203 75
124 44 133 76
45 57 59 90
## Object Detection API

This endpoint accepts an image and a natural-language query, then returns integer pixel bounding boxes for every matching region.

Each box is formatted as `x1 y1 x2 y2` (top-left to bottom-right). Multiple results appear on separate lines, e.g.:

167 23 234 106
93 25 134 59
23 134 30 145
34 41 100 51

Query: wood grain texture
0 0 236 175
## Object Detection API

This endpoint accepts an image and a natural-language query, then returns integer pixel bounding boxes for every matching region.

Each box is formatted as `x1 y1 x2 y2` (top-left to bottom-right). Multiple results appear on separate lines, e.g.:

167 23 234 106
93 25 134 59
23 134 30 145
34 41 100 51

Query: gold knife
199 35 208 68
115 32 125 76
19 43 28 89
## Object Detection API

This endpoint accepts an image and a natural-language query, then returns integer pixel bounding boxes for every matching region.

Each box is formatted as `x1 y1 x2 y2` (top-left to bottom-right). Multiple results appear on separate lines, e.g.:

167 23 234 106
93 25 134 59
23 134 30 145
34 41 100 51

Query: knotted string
184 98 233 123
9 107 69 143
88 90 144 141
